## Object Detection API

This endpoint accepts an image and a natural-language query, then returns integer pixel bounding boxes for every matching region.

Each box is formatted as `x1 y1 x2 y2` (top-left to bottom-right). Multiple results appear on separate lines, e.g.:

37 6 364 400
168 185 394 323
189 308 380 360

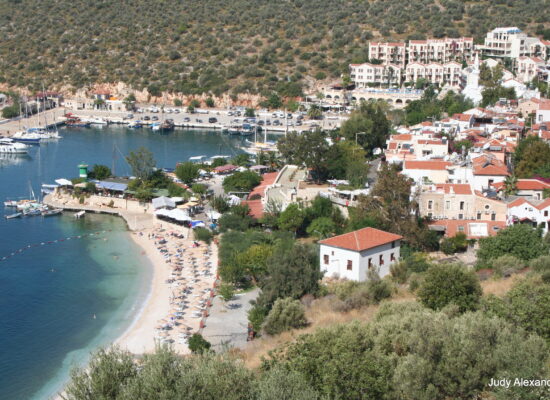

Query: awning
55 178 73 186
152 196 176 209
96 181 128 192
168 209 191 222
250 165 267 170
191 220 206 228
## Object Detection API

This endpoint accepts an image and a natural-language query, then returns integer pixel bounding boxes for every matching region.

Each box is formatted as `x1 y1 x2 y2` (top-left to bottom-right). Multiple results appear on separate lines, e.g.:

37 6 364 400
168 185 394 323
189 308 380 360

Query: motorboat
0 140 29 154
150 122 161 131
227 125 241 135
127 120 143 128
4 200 18 207
5 212 22 219
42 208 63 217
74 210 85 219
160 119 175 130
86 117 109 125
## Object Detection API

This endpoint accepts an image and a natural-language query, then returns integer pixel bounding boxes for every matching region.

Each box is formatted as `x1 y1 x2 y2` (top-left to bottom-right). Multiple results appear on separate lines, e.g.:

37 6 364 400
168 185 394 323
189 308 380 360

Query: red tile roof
241 200 263 219
248 171 278 199
452 113 473 122
404 160 451 170
214 164 238 173
472 156 509 176
435 183 472 195
391 134 412 141
319 227 402 252
495 179 550 191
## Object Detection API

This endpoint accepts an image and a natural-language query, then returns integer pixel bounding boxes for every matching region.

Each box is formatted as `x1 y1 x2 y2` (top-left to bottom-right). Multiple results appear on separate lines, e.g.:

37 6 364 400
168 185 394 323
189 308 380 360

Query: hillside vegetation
0 0 548 96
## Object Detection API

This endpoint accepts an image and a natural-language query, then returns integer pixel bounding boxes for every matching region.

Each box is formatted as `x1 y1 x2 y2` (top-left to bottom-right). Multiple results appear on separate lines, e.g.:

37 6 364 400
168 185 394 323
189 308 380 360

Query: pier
0 107 65 137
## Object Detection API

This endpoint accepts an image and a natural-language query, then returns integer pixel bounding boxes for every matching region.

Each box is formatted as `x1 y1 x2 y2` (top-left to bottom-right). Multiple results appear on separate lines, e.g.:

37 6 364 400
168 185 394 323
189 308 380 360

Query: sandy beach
116 222 218 354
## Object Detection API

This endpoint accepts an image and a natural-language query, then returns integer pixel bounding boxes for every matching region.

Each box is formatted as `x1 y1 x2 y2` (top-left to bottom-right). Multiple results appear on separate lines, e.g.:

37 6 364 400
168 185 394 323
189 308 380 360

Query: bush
194 227 213 244
440 232 468 255
263 297 308 335
417 263 482 312
222 171 262 193
327 273 393 311
188 333 211 354
175 162 199 184
248 304 268 333
490 254 523 277
85 182 96 193
529 255 550 273
218 283 235 302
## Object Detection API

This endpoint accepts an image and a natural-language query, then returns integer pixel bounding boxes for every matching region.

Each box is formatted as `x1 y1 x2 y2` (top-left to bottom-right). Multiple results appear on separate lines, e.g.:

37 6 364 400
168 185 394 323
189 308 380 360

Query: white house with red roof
319 227 402 281
507 197 550 233
494 179 550 200
536 101 550 124
471 155 509 191
450 113 474 131
516 56 546 83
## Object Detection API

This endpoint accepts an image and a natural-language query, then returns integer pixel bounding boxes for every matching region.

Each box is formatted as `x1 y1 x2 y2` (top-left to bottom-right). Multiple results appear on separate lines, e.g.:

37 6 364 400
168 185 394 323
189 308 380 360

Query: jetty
0 107 65 137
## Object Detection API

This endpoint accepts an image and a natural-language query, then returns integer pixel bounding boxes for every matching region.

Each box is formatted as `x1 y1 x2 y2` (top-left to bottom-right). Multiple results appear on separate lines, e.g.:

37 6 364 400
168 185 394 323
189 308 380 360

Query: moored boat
5 212 22 219
42 208 63 217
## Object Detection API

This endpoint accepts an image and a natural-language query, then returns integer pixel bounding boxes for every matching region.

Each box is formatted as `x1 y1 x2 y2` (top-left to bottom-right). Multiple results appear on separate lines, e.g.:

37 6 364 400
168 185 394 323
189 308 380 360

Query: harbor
0 126 242 400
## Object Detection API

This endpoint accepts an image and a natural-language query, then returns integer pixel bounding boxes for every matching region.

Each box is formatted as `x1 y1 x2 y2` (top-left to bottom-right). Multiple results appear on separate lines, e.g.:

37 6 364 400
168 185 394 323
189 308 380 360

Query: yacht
0 139 29 154
127 120 143 128
11 131 41 145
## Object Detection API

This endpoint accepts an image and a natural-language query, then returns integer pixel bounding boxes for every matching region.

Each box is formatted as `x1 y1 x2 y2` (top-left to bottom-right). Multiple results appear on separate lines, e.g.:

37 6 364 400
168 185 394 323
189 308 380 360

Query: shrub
263 297 308 335
417 263 482 312
327 273 393 311
222 171 262 192
188 333 211 354
529 255 550 273
440 232 468 255
218 283 235 302
194 227 212 244
248 304 268 333
490 254 523 277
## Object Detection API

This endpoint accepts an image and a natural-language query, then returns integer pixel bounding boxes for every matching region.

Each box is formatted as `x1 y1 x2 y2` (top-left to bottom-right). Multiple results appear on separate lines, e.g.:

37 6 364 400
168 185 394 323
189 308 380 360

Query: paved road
201 288 260 352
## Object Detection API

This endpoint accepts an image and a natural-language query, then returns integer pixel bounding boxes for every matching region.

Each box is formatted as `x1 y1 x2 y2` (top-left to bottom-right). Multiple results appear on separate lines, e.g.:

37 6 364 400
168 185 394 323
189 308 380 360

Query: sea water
0 126 243 399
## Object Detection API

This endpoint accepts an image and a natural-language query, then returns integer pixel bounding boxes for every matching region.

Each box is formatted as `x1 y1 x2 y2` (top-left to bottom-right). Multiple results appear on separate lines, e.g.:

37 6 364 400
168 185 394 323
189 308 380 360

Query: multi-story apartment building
481 27 548 60
516 56 546 83
368 42 406 68
349 63 402 87
407 38 474 64
405 62 462 87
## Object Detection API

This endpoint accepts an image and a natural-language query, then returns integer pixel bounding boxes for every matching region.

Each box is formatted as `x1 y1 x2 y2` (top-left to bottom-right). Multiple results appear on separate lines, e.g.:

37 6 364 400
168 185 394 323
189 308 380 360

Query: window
390 253 395 261
446 201 450 210
323 255 329 265
428 212 433 218
379 255 384 265
331 251 334 256
347 260 353 270
459 201 465 210
458 213 464 220
428 200 433 210
458 225 464 231
391 241 396 249
484 204 490 210
545 211 548 217
477 212 481 220
491 212 496 221
368 258 373 268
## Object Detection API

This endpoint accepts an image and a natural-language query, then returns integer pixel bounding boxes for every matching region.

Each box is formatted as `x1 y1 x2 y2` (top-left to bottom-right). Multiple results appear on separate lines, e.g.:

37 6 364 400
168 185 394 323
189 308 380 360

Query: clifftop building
480 27 548 60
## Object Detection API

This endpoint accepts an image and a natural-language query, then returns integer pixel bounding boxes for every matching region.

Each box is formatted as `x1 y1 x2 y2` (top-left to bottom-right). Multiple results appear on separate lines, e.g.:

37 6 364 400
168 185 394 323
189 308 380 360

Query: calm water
0 126 244 400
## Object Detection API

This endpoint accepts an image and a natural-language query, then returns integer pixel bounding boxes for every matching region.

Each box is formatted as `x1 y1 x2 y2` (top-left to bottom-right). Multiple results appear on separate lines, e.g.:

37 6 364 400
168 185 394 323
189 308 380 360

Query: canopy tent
155 208 191 222
96 181 128 192
206 210 222 220
191 220 206 228
227 195 241 206
55 178 73 186
250 165 268 171
152 196 176 210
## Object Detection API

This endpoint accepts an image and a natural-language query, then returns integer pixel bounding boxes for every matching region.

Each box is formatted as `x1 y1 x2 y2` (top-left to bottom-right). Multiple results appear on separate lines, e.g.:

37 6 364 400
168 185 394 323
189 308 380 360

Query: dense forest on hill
0 0 548 96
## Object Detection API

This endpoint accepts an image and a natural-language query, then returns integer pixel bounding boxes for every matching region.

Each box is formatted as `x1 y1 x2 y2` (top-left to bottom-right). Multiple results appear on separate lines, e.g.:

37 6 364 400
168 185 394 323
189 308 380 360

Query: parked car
173 108 181 113
183 117 190 122
123 113 134 120
143 116 151 121
266 120 271 125
152 116 159 121
272 113 277 118
273 120 280 126
195 118 203 123
208 117 217 123
228 111 234 116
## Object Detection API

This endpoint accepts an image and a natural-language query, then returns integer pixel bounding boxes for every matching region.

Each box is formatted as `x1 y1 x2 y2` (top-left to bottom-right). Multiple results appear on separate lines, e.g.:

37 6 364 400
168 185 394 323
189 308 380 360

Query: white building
349 63 402 87
402 160 452 185
319 227 402 281
407 38 474 64
516 57 546 83
481 27 548 60
405 62 462 87
507 197 550 233
368 42 407 67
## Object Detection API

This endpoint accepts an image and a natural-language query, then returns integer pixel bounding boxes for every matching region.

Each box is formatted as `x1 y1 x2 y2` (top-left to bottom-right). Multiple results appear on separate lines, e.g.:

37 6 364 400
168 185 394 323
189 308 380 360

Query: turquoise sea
0 126 244 399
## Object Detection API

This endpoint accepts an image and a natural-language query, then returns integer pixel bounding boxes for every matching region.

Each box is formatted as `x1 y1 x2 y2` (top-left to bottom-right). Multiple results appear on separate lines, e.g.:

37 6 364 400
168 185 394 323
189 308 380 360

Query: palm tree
503 174 518 197
256 150 268 166
267 151 280 171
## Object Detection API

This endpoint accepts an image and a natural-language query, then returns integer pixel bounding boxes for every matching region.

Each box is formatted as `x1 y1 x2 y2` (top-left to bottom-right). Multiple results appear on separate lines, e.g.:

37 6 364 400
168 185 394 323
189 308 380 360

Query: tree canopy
126 147 156 180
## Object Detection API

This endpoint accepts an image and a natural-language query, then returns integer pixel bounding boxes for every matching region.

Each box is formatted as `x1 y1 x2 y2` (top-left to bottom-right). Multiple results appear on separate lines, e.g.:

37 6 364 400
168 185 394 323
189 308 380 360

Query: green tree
417 263 482 312
503 174 518 196
514 138 550 178
231 153 250 167
123 94 136 110
307 104 322 119
235 244 274 284
211 195 230 213
205 97 215 107
481 85 516 107
62 346 137 400
194 227 213 244
306 217 335 239
188 333 211 354
173 98 182 107
126 147 156 180
340 101 390 153
88 164 112 180
175 161 199 184
1 102 20 118
218 282 235 302
477 224 548 265
263 297 308 335
253 366 319 400
262 93 283 109
277 130 331 182
223 170 262 192
245 107 255 117
278 203 305 235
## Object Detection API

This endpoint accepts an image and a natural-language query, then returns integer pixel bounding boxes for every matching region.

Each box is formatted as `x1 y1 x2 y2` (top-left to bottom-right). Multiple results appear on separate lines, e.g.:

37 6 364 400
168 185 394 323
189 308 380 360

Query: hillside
0 0 548 97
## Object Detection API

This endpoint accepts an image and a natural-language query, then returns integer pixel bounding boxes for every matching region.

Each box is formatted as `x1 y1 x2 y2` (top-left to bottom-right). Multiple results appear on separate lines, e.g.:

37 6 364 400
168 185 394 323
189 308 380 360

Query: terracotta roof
404 160 451 170
248 171 278 199
507 198 531 208
391 134 412 141
536 198 550 210
241 200 263 219
429 219 505 239
452 113 473 122
319 227 402 252
421 121 433 126
388 142 398 150
514 179 550 190
472 156 509 176
214 164 238 173
417 139 445 145
434 183 472 195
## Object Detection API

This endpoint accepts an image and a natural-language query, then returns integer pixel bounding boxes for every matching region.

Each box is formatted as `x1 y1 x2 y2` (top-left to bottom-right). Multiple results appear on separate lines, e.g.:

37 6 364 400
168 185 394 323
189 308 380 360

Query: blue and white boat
11 131 41 145
127 121 143 128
